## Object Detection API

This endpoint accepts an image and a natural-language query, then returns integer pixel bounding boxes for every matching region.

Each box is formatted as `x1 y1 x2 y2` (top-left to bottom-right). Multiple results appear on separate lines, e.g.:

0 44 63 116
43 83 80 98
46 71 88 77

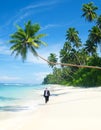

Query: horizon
0 0 100 84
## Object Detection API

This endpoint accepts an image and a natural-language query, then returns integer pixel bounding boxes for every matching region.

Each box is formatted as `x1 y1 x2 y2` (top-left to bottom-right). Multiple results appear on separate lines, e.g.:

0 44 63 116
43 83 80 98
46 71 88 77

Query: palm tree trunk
37 54 101 70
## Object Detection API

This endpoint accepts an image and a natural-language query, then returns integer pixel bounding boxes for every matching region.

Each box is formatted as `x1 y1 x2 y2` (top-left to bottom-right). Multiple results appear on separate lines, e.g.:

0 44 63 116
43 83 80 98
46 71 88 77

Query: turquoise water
0 83 48 112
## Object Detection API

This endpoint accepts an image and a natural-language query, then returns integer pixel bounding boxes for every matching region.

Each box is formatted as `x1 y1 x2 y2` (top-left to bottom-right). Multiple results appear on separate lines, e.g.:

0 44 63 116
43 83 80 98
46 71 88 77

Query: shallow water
0 83 49 114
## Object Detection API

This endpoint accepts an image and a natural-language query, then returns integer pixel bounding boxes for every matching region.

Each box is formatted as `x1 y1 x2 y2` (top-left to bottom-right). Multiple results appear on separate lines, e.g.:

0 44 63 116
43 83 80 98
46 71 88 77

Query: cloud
33 72 51 82
0 76 21 82
41 21 79 31
0 40 10 55
21 1 59 12
0 0 64 38
27 55 46 64
3 0 62 27
15 0 62 24
41 24 61 31
14 12 31 24
0 46 10 55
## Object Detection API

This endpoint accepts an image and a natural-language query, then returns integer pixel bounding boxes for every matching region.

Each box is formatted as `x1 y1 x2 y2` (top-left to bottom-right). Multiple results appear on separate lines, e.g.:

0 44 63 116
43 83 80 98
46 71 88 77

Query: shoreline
0 85 101 130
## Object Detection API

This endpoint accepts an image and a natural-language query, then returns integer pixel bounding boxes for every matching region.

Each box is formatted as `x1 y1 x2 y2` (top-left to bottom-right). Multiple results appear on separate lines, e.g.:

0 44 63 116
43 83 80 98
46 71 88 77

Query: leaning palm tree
10 20 47 61
82 2 98 22
9 21 101 70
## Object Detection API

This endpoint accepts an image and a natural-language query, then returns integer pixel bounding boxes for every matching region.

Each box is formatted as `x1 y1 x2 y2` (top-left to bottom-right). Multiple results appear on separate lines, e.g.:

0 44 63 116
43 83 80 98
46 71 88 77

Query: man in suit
44 88 50 103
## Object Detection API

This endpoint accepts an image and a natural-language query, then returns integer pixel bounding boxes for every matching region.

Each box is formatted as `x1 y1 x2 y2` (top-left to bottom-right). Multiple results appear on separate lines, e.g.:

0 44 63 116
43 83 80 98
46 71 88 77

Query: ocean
0 83 49 114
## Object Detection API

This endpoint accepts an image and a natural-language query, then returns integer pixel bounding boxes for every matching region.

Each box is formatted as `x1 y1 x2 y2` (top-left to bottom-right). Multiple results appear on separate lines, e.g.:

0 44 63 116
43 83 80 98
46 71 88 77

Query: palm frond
25 21 40 37
35 40 47 46
34 34 47 39
31 41 39 48
9 39 21 44
30 46 38 57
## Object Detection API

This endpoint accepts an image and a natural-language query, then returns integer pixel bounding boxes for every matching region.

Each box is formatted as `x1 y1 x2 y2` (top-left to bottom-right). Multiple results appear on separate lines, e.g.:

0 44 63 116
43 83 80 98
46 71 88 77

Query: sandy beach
0 85 101 130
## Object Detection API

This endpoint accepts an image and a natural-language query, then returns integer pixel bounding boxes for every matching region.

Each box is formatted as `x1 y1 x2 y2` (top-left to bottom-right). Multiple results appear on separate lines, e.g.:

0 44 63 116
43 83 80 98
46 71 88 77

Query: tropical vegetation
9 2 101 87
43 2 101 87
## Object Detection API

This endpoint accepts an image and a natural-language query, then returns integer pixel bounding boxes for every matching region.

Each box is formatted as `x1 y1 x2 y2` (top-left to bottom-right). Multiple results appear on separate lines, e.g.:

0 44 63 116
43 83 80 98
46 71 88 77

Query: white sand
0 85 101 130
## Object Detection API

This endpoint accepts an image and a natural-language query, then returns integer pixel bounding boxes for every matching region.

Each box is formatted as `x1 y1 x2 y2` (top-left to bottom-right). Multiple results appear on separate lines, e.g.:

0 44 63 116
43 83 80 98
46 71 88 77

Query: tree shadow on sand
51 92 69 96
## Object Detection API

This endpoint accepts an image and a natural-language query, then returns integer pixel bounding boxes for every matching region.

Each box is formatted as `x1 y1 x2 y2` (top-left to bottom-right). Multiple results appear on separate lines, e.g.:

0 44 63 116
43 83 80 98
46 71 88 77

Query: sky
0 0 100 84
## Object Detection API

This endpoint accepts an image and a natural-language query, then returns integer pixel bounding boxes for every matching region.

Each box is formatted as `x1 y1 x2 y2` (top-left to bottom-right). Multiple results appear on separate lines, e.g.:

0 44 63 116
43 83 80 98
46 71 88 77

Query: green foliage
42 74 55 84
82 2 98 22
72 67 101 87
10 20 47 61
66 28 82 48
43 55 101 87
84 40 97 56
43 2 101 87
88 26 101 45
96 15 101 29
48 53 58 68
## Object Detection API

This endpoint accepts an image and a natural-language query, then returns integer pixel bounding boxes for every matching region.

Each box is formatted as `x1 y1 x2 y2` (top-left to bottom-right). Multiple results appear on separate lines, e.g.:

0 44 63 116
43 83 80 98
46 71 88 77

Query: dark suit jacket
44 90 50 97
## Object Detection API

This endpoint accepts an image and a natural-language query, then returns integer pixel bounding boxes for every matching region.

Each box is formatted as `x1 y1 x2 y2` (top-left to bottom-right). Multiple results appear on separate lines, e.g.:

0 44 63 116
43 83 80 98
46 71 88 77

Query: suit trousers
44 96 49 103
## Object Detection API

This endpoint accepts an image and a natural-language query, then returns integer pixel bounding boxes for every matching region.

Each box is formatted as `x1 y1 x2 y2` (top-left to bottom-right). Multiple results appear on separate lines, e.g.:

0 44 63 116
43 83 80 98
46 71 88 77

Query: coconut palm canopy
82 2 98 22
10 21 47 61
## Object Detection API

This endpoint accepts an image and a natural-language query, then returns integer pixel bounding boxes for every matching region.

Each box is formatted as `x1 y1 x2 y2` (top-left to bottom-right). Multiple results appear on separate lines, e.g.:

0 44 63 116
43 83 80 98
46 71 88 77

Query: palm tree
10 20 47 61
82 2 98 22
48 53 58 68
9 21 101 70
88 26 101 47
96 15 101 29
84 40 97 56
60 48 69 65
63 41 72 52
69 49 81 65
60 42 71 64
66 28 81 49
78 48 88 65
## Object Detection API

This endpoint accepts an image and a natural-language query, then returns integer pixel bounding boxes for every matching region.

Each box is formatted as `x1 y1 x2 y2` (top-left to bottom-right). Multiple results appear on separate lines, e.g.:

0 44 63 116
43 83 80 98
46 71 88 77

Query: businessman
43 88 50 103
